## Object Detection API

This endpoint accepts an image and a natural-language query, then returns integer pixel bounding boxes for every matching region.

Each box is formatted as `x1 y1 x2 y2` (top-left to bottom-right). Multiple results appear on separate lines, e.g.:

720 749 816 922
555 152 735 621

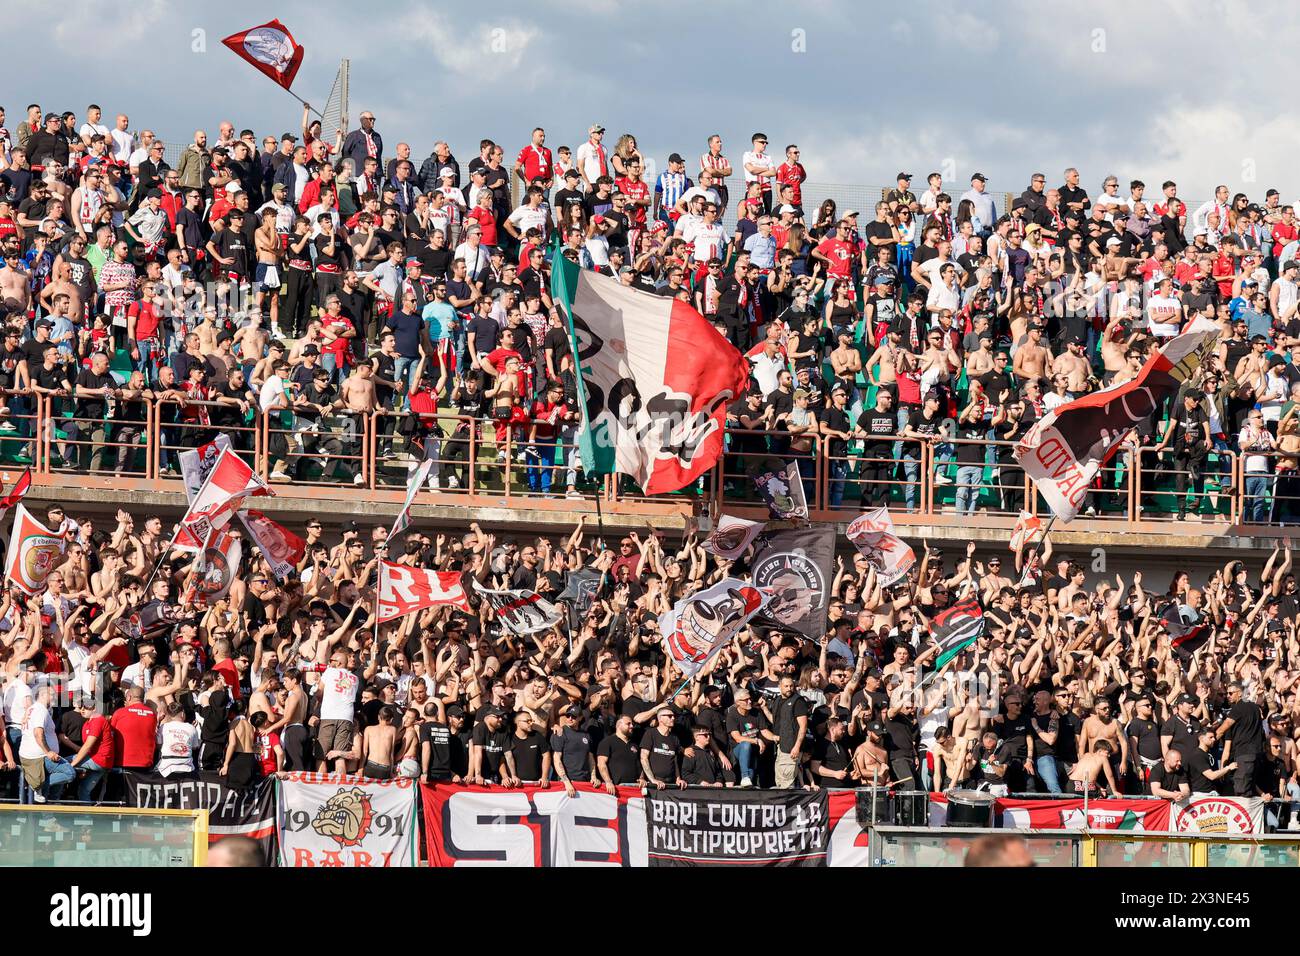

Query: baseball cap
866 720 886 735
668 152 685 164
793 388 810 401
588 123 605 134
971 172 987 182
874 273 895 285
1176 693 1197 706
485 706 507 719
301 344 320 356
1193 226 1209 237
405 256 421 266
439 166 455 178
563 168 579 179
896 172 912 180
778 204 796 214
842 209 861 218
1106 236 1121 246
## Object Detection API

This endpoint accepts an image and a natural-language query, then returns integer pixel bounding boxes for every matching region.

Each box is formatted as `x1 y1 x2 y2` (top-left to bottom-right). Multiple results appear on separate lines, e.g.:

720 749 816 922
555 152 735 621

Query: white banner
845 509 915 588
1172 795 1265 834
276 773 418 867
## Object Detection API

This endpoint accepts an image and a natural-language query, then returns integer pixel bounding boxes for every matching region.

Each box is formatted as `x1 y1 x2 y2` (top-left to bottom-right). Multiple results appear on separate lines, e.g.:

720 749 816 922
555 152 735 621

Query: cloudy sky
8 0 1297 206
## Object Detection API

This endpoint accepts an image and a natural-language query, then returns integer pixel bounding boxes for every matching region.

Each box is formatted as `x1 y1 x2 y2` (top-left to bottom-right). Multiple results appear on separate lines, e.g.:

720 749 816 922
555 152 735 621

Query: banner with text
276 773 418 867
422 782 647 867
645 788 829 866
125 771 276 859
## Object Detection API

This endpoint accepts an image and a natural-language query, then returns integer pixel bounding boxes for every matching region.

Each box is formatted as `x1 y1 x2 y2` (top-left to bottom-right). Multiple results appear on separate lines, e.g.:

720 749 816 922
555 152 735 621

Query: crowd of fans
2 107 1299 517
1 499 1298 831
0 106 1298 829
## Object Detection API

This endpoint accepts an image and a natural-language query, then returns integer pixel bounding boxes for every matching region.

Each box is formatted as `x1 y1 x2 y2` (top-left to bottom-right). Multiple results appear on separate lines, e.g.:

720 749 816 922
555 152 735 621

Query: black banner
645 788 829 866
125 771 277 861
748 526 834 640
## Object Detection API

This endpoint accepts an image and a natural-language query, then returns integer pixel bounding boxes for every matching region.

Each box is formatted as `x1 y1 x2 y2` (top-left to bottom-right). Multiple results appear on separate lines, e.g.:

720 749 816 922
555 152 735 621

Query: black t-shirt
420 720 455 780
819 406 851 458
550 726 592 781
1226 700 1265 756
681 749 724 785
75 368 115 419
596 733 640 784
812 736 852 785
724 705 769 745
58 710 86 757
471 721 510 778
1030 710 1060 758
858 408 897 455
1172 404 1208 450
884 714 917 761
510 730 548 781
772 693 810 753
1182 746 1219 795
1149 762 1189 797
214 228 249 276
466 315 499 355
1162 713 1202 757
907 408 942 442
642 727 680 783
995 711 1033 759
313 233 346 271
1126 717 1163 761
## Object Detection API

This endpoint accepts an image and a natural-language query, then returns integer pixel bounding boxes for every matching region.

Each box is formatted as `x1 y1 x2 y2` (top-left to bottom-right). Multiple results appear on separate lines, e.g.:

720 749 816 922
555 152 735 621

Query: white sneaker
270 469 291 481
427 478 440 491
496 450 506 463
0 420 16 432
353 474 365 486
31 791 46 804
739 777 753 789
566 489 582 499
446 475 460 489
934 472 953 485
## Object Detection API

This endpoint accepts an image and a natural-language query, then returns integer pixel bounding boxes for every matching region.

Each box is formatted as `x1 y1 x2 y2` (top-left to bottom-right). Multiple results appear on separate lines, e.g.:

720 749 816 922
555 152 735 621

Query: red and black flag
222 20 305 90
932 597 985 669
0 467 31 512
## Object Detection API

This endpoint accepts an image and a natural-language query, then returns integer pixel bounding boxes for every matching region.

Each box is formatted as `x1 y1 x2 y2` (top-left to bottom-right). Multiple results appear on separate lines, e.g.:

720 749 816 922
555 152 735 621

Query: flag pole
141 523 183 595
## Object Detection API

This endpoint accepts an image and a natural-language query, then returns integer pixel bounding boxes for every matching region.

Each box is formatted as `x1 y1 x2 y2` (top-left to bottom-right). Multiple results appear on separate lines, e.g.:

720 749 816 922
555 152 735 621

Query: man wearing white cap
575 124 607 191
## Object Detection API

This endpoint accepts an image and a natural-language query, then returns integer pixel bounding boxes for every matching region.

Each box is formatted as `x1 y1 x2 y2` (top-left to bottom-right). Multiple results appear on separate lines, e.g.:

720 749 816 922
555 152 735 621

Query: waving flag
753 459 808 520
472 580 561 635
1014 319 1218 521
1009 512 1043 551
0 468 32 513
701 514 765 561
551 259 749 494
4 504 66 595
930 598 986 670
238 510 305 583
660 578 771 679
378 561 470 622
180 448 271 546
222 20 305 90
184 527 242 606
846 509 915 587
391 459 434 538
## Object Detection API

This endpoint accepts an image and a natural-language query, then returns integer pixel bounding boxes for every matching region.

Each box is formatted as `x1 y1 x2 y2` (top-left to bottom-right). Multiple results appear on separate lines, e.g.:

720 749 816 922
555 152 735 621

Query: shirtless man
250 341 285 390
965 335 995 380
194 306 222 356
931 725 968 791
338 362 378 460
829 328 862 389
38 260 84 319
1068 739 1119 795
865 328 901 391
1013 323 1052 385
361 705 400 780
921 326 960 391
254 209 282 331
0 248 30 314
231 311 269 367
1052 338 1091 393
1079 697 1128 785
852 720 892 786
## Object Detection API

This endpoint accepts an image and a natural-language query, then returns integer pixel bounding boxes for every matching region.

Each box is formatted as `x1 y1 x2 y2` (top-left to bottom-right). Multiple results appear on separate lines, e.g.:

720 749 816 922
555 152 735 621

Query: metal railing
5 389 1299 530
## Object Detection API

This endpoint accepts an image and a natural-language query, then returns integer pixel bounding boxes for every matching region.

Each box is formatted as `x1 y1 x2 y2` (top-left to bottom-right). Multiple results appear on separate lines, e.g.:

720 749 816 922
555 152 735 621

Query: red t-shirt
1212 253 1235 298
467 205 498 247
110 703 157 768
257 731 280 775
1274 222 1299 258
614 177 650 227
530 399 562 439
321 315 354 361
128 301 162 341
82 714 116 768
515 144 553 183
776 162 806 206
816 237 854 278
212 658 242 700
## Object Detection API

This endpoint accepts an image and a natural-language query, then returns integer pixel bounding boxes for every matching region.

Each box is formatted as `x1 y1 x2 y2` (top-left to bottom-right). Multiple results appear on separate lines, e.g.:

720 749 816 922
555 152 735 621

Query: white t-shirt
2 678 32 728
157 721 201 776
741 150 774 186
259 374 288 413
79 122 110 143
575 141 607 185
1146 294 1181 337
127 146 150 169
751 352 784 396
110 128 135 162
121 661 153 693
506 204 548 239
677 186 720 210
687 222 727 262
319 666 358 721
19 698 56 760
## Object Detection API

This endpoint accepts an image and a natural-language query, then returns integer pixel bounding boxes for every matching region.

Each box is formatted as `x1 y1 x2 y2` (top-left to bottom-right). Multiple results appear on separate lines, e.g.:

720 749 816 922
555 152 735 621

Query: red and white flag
0 468 32 513
659 578 771 679
377 561 471 623
221 20 305 90
239 509 305 583
846 508 915 588
1009 512 1043 551
1014 319 1218 521
4 504 66 595
184 526 242 606
179 449 271 548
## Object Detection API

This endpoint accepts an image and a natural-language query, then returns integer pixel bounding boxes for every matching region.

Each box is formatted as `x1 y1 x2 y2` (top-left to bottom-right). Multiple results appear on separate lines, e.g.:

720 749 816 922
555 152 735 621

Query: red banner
221 19 305 90
421 782 646 867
